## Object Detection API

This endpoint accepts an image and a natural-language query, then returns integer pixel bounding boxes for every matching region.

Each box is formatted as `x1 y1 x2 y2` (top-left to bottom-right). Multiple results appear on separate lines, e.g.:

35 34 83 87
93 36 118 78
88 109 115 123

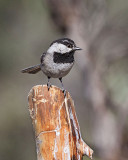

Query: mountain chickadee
21 38 82 96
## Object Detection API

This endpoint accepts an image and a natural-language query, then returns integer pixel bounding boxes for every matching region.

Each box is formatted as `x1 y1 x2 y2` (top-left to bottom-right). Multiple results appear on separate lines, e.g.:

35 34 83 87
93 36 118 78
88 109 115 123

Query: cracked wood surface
28 85 93 160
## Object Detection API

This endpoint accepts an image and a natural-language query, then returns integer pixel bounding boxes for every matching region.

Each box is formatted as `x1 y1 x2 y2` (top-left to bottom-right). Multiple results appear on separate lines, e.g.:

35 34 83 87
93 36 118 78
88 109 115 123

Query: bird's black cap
50 38 75 46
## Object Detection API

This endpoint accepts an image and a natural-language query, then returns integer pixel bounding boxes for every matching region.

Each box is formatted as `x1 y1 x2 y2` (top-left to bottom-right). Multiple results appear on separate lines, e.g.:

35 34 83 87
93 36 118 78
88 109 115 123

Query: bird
21 38 82 97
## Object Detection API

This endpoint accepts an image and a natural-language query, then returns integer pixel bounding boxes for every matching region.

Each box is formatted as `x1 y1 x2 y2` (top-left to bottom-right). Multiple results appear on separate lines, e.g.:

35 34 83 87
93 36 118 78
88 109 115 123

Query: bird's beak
73 47 82 51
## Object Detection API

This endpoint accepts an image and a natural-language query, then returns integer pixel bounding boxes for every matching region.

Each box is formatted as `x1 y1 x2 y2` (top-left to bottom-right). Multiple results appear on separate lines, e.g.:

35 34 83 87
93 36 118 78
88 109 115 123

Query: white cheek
58 44 72 53
47 43 72 54
47 43 57 54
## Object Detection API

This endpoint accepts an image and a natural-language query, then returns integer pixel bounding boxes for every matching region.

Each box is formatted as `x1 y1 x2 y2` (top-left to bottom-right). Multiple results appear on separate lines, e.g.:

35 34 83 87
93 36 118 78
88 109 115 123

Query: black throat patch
53 51 75 64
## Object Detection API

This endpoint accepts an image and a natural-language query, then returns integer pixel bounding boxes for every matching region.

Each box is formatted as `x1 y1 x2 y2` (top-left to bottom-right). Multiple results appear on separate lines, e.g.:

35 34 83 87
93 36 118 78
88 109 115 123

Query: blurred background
0 0 128 160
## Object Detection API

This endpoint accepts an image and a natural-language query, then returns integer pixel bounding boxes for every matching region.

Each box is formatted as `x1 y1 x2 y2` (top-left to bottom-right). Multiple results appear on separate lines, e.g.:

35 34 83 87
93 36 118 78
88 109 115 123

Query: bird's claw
62 89 66 98
47 83 52 91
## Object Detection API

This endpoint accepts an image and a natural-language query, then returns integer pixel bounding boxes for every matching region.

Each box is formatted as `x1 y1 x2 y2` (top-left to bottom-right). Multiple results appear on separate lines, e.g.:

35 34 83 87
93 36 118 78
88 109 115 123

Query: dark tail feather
21 64 41 74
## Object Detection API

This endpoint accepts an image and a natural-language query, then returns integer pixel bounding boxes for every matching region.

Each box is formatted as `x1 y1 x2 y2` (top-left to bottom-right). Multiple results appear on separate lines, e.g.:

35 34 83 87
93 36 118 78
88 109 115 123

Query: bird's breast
41 54 74 78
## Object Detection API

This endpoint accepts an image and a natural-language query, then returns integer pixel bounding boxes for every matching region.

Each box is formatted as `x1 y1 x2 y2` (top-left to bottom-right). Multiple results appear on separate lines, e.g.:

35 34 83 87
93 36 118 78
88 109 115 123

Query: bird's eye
67 44 72 48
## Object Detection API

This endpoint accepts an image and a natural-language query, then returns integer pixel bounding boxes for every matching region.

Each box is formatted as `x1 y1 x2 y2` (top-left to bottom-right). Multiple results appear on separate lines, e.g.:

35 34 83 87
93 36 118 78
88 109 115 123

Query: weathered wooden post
28 85 93 160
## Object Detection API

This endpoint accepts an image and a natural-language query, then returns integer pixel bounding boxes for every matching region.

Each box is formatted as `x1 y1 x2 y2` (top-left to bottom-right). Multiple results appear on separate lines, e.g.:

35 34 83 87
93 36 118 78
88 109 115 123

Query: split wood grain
28 85 93 160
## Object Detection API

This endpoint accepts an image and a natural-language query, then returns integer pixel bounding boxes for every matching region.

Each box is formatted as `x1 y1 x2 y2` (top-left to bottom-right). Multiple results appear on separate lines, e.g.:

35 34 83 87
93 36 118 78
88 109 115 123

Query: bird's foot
47 83 52 91
62 89 66 98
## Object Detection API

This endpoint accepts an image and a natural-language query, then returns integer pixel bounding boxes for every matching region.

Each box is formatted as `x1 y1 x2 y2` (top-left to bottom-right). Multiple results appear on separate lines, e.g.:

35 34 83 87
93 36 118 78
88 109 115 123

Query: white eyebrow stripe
63 40 69 43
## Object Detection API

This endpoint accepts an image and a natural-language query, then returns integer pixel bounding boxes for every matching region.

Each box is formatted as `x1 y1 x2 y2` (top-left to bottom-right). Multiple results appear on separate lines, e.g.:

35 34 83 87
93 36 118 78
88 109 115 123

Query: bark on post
28 85 93 160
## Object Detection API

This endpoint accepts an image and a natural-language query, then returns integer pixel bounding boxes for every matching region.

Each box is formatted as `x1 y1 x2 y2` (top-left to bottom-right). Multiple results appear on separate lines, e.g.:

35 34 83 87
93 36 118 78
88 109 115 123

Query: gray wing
40 52 46 64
